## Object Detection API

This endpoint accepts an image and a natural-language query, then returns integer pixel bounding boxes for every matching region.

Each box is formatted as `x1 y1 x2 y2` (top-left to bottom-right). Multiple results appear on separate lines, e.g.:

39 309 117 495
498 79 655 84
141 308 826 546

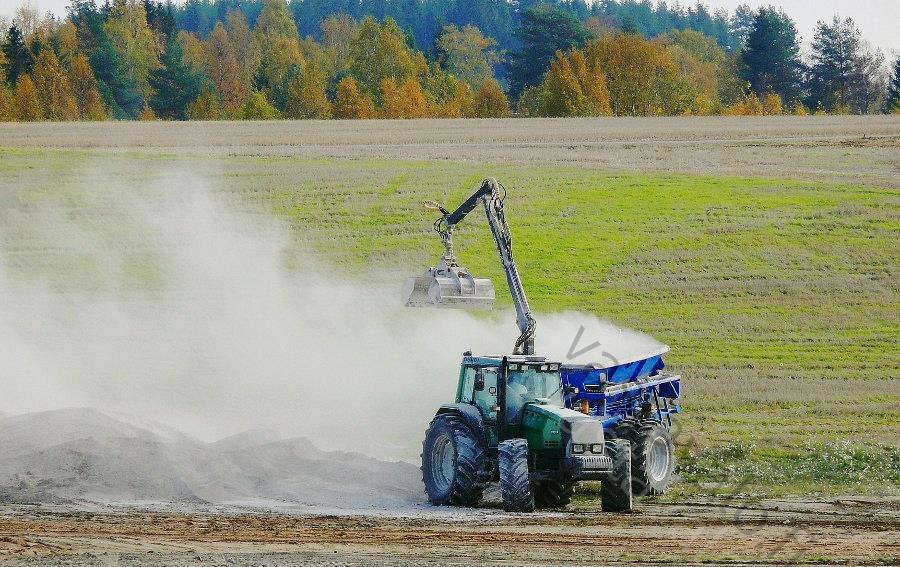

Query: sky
0 0 897 57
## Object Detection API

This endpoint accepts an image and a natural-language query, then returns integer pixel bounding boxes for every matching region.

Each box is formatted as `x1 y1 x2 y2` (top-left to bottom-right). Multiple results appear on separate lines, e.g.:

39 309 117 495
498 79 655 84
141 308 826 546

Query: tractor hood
521 402 604 455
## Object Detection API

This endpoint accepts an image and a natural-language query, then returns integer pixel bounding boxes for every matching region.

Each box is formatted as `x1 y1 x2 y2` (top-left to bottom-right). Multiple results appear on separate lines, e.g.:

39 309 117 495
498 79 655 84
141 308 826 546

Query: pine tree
508 5 594 98
888 57 900 113
32 49 79 120
2 25 33 87
808 16 862 113
149 38 204 120
332 75 376 119
13 74 41 120
741 7 803 103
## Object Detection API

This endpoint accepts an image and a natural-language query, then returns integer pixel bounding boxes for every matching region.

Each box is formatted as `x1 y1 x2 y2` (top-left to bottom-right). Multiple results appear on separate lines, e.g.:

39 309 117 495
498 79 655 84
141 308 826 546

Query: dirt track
1 498 897 565
1 116 899 186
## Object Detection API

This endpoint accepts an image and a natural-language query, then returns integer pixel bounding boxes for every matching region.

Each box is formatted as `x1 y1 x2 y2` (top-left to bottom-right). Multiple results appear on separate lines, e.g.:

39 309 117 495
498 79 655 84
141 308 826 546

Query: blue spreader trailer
562 346 682 430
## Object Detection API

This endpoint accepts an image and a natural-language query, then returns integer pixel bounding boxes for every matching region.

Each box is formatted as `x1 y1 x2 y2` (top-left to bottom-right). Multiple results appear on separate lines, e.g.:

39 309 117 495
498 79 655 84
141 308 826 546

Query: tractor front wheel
421 414 487 506
498 438 534 512
601 438 633 512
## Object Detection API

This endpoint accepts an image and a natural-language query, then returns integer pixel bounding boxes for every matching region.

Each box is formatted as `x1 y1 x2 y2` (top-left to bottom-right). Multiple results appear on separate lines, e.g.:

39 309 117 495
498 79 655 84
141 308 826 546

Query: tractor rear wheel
498 438 534 512
534 479 575 509
601 438 633 512
631 420 675 496
421 414 487 506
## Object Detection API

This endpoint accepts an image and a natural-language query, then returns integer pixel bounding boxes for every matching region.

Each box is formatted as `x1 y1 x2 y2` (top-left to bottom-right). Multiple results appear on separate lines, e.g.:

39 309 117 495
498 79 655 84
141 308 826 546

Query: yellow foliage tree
177 31 206 71
241 91 280 119
321 14 357 73
138 104 157 120
438 79 475 117
349 17 417 102
226 10 261 94
762 91 784 115
0 86 14 121
793 102 809 116
204 22 247 115
473 78 510 117
585 34 688 116
724 93 764 115
381 77 427 118
104 0 159 102
32 49 78 120
56 21 79 70
332 76 376 119
14 75 42 121
540 49 611 117
70 55 107 120
285 65 331 119
187 87 222 120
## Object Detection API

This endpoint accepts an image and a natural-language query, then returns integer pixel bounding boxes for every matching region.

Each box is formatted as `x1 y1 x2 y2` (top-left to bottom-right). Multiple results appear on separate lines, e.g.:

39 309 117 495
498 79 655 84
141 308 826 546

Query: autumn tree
103 0 159 106
539 49 611 117
332 75 376 119
349 17 417 102
284 65 331 119
204 22 246 115
253 0 302 108
381 76 427 118
32 48 79 120
69 54 107 119
187 86 222 119
225 10 260 95
321 14 356 73
13 73 40 120
473 78 509 117
585 34 688 116
149 38 204 119
241 91 279 119
436 24 502 89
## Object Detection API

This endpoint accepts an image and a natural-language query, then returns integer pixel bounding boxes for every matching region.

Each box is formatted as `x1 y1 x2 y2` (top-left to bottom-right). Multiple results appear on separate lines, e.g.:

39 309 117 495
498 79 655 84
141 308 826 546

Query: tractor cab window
505 365 564 425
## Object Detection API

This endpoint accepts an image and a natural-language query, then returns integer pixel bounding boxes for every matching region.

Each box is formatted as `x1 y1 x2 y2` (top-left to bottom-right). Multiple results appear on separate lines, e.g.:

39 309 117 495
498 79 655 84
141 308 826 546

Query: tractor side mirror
474 369 485 391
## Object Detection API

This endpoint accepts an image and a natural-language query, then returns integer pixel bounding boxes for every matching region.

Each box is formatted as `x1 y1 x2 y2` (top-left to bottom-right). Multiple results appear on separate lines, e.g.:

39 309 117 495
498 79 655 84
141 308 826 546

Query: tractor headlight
572 444 585 454
590 444 604 454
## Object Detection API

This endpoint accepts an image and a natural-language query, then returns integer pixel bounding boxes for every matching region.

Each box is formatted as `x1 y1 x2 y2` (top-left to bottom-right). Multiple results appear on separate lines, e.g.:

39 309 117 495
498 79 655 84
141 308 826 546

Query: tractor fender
436 404 487 446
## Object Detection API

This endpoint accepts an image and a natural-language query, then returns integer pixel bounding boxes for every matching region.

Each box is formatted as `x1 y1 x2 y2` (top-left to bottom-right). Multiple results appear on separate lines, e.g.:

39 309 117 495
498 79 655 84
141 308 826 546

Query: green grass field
2 147 898 497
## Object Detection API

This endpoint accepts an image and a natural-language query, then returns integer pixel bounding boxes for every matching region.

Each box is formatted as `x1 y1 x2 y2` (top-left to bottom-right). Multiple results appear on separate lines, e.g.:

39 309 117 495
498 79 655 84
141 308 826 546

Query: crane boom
408 178 536 355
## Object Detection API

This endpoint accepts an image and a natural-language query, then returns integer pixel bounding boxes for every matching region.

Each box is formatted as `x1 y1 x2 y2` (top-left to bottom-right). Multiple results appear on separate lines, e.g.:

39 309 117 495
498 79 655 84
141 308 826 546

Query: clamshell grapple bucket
403 257 496 309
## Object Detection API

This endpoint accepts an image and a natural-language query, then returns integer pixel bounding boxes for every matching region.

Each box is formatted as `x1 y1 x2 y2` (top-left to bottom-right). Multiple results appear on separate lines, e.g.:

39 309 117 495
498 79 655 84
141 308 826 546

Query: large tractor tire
534 479 575 509
421 414 487 506
630 420 675 496
498 438 534 512
601 438 633 513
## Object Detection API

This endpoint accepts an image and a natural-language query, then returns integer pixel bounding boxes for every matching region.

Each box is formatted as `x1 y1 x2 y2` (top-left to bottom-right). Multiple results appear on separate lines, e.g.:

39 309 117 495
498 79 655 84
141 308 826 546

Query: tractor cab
456 355 564 439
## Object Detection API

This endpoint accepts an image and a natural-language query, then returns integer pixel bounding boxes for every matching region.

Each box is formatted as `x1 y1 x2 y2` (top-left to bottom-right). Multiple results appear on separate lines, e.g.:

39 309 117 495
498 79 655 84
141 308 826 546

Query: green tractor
406 178 633 512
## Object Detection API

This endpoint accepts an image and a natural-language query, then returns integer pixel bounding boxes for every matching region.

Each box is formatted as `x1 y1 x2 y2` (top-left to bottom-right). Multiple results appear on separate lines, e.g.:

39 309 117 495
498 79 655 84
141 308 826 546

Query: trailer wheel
499 439 535 512
601 439 633 512
421 414 487 506
631 420 675 496
534 479 575 509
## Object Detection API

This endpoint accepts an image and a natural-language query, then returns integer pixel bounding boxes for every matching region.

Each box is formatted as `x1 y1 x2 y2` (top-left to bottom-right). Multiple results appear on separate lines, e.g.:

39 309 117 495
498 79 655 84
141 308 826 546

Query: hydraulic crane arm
427 178 536 355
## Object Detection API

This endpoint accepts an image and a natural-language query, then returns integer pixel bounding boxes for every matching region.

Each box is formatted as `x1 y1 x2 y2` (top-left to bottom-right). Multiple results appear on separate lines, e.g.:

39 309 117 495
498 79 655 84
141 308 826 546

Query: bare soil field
1 498 897 566
1 116 899 186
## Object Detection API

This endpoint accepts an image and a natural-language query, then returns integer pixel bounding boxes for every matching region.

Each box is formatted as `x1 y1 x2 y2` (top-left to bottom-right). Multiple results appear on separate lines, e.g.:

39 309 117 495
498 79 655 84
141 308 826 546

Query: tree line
1 0 898 122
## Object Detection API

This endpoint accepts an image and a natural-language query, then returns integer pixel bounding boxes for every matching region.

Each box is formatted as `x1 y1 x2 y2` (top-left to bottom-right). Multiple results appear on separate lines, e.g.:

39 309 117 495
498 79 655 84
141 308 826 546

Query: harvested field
0 498 898 565
0 116 898 186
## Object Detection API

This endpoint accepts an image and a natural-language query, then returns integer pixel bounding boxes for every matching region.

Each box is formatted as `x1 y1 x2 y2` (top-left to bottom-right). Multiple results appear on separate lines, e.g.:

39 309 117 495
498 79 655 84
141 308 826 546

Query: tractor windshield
505 366 564 423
